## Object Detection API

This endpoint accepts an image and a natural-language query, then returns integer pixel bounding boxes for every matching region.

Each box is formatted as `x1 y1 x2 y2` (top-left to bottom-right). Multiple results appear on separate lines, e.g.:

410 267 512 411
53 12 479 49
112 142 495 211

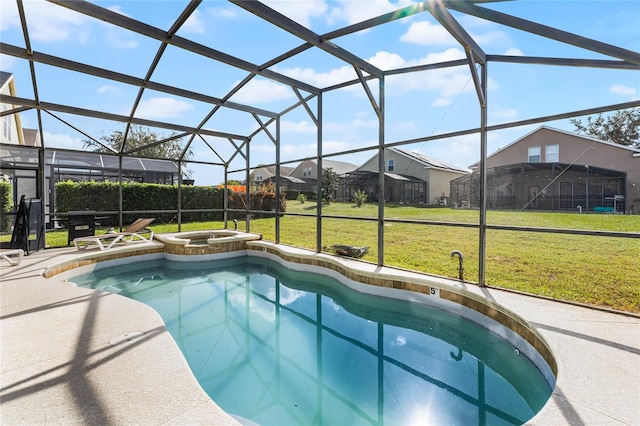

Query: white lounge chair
1 248 24 266
73 218 155 251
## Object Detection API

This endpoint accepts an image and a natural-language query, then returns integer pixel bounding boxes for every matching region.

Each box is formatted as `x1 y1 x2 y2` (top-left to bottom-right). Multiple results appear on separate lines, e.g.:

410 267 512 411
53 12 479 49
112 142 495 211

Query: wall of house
360 150 426 177
484 127 640 211
289 160 317 179
1 95 22 146
360 150 469 204
426 169 468 205
250 167 274 184
1 74 40 147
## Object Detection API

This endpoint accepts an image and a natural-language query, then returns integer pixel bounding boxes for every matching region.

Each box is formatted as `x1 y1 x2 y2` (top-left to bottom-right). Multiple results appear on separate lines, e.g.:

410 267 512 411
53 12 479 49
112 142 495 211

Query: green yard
12 202 640 313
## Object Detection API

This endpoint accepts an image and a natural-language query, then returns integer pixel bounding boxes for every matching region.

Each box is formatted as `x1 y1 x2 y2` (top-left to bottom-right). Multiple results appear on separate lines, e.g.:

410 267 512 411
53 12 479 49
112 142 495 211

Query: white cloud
370 48 473 100
470 29 509 46
106 31 138 49
321 117 377 136
491 107 518 121
43 131 84 150
400 20 457 46
103 6 138 49
97 85 118 94
370 47 465 70
136 97 193 119
262 0 328 28
182 10 206 34
352 118 379 128
504 48 523 56
610 84 637 97
0 1 139 48
1 0 89 43
0 54 17 70
251 142 276 156
278 47 473 104
400 19 510 49
281 139 351 158
421 47 467 65
106 5 130 17
368 51 407 70
328 0 415 26
206 7 238 19
277 47 469 94
229 79 294 104
432 98 452 107
321 139 353 152
254 136 362 162
275 64 356 88
426 133 480 169
281 120 317 133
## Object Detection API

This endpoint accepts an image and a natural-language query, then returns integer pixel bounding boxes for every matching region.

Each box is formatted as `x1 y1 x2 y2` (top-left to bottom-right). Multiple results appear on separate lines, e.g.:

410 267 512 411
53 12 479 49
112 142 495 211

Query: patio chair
1 248 24 266
73 218 155 251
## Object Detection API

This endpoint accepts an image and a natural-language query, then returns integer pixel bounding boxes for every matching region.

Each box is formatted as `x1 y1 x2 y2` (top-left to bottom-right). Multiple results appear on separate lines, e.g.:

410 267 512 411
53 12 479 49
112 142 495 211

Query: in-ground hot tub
154 229 262 257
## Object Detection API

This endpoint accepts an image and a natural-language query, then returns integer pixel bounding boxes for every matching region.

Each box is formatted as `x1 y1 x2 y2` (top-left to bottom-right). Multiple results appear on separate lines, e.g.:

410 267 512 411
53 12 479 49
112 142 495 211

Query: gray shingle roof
0 71 12 88
393 147 468 173
311 159 358 175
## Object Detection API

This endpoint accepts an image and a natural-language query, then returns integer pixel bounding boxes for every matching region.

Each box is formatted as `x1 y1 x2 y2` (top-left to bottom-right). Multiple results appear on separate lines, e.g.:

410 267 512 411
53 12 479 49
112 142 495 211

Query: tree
321 167 339 204
570 108 640 148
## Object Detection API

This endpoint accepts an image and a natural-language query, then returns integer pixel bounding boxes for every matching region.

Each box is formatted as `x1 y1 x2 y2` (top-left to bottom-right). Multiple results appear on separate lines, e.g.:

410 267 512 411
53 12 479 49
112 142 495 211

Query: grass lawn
8 201 640 313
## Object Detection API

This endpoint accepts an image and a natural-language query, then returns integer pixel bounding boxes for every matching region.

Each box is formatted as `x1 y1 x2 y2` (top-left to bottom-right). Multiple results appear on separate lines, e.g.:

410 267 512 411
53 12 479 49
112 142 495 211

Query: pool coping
1 235 639 425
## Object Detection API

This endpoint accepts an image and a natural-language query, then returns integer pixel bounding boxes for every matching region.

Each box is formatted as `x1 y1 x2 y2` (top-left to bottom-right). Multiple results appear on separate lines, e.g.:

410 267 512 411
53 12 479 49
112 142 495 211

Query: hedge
55 181 226 225
0 181 12 232
55 181 286 225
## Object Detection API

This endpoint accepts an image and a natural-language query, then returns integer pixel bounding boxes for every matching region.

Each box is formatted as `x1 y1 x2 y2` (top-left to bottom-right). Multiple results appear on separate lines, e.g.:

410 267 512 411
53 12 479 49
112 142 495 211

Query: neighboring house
451 126 640 212
1 72 41 206
349 147 469 205
1 71 40 147
287 159 359 197
250 165 294 187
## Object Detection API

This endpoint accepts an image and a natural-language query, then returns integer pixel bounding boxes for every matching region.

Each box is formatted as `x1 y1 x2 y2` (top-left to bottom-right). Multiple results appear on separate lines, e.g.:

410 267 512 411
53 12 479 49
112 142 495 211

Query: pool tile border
43 245 164 279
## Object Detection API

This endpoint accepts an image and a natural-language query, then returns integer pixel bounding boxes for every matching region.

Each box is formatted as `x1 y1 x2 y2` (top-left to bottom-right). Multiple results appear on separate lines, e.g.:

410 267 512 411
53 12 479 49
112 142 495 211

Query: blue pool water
73 256 552 425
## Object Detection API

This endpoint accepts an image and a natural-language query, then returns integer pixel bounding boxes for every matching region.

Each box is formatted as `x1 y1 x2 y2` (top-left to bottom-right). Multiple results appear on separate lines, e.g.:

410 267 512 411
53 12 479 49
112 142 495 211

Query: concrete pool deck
1 245 639 425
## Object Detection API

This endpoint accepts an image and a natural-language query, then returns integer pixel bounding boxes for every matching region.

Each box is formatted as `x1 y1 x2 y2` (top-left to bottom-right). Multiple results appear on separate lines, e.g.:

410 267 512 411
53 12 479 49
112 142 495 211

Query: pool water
73 257 552 426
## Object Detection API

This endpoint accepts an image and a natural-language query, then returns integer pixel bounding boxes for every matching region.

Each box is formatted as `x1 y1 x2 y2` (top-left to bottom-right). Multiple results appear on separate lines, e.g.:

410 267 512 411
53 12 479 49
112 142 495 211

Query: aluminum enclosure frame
1 0 639 285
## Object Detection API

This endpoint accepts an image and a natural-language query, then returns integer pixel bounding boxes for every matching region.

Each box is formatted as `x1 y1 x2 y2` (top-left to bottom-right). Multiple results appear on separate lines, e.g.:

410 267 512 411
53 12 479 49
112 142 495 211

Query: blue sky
1 0 639 185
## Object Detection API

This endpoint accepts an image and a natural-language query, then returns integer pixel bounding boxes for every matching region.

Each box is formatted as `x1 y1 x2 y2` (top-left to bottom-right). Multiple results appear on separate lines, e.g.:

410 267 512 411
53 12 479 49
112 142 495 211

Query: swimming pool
71 255 553 426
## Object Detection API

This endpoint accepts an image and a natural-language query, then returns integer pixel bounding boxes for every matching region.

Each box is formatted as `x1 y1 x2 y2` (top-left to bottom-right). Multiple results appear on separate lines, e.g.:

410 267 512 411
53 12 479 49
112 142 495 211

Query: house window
545 144 559 162
256 173 263 181
303 167 312 177
528 146 541 163
387 159 394 171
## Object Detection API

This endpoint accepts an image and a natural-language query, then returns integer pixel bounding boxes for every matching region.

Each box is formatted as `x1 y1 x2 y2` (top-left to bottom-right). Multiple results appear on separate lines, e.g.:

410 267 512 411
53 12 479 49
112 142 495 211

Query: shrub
228 191 286 219
0 181 12 232
353 189 368 207
297 193 307 204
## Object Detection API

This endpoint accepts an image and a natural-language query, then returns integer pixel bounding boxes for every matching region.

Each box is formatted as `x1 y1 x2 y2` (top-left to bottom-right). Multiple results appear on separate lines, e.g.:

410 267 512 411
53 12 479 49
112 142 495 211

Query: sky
1 0 639 186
